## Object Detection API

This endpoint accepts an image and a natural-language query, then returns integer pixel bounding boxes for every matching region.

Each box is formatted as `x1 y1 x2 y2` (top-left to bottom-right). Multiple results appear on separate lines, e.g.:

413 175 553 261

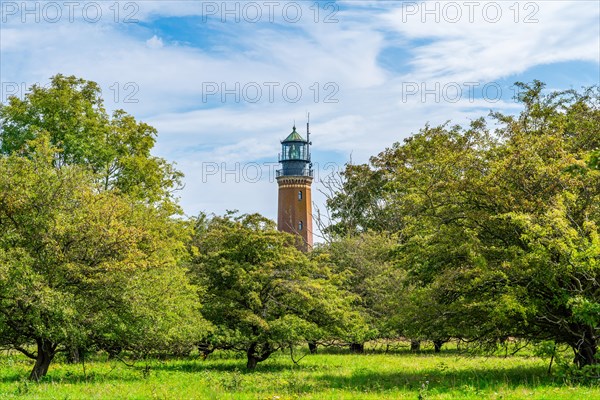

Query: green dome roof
283 126 306 142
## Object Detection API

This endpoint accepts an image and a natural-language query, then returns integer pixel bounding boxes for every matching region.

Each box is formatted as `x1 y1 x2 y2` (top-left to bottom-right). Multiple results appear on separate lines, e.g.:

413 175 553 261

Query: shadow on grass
148 355 565 393
0 362 161 385
0 371 146 385
1 355 568 395
151 358 305 374
150 358 567 394
0 357 298 385
316 365 561 393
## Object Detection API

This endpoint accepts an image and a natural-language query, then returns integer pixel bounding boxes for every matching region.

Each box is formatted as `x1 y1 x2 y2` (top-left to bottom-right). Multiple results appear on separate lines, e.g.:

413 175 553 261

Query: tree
325 82 600 367
314 232 405 351
0 136 204 380
0 74 182 203
321 165 395 236
475 82 600 366
189 212 362 369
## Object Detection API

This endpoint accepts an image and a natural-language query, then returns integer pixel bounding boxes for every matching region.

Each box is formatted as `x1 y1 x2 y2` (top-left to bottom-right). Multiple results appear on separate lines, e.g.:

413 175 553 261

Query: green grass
1 345 599 399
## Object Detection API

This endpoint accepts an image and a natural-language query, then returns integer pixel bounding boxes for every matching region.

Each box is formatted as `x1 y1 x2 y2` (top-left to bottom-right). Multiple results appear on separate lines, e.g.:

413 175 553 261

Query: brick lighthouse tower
276 121 313 251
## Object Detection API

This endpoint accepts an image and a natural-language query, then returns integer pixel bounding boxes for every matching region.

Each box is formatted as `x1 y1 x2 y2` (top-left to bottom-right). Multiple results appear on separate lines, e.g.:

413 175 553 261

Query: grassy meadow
1 343 599 400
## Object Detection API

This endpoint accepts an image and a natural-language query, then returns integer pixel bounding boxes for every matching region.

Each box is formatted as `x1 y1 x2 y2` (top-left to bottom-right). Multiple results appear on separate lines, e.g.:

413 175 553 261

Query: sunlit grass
1 343 599 399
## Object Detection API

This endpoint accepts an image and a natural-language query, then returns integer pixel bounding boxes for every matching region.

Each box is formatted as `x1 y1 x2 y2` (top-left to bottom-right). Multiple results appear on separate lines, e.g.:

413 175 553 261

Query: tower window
298 221 303 231
298 191 302 200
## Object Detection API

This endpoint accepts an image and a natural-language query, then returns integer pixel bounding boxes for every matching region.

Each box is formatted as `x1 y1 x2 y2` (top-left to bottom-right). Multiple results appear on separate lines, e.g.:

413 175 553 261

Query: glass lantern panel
283 143 306 160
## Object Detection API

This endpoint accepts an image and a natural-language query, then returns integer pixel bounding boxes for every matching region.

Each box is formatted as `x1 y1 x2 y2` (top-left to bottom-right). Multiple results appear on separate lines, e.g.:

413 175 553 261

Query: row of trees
0 75 598 381
0 75 367 380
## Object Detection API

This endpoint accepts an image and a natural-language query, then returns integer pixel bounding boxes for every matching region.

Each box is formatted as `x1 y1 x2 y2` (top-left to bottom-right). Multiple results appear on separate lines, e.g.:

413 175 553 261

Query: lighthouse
276 122 313 251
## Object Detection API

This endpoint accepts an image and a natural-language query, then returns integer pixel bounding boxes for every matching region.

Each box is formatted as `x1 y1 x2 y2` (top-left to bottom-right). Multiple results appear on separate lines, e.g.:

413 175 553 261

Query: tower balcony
276 168 313 178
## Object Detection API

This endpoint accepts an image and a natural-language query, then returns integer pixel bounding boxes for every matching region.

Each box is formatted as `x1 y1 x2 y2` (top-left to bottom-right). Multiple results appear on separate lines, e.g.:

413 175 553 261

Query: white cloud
381 1 599 82
145 35 164 49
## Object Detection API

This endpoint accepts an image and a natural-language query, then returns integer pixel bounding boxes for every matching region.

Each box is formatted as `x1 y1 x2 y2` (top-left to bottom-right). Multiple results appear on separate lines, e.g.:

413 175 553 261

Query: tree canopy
0 74 182 204
325 82 600 366
0 135 205 380
0 76 206 381
189 212 363 369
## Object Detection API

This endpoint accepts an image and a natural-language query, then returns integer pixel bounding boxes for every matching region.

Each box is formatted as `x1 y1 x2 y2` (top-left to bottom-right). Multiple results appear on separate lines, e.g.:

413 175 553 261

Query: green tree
0 137 204 380
326 82 600 367
190 212 362 369
314 232 404 351
322 165 395 236
0 74 182 203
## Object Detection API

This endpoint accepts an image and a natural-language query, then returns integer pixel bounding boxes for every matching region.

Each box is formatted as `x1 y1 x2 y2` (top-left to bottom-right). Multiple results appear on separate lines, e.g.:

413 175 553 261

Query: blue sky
1 0 599 235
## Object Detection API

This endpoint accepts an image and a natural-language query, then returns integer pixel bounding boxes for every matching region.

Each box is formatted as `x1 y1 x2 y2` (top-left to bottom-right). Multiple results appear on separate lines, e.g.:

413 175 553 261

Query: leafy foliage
0 136 204 380
325 82 600 366
0 74 183 203
314 232 404 342
189 212 363 368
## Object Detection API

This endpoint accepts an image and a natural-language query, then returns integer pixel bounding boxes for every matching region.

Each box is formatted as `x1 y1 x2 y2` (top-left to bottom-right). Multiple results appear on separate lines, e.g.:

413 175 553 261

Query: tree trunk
308 341 318 354
433 340 445 353
349 342 364 353
66 346 81 364
410 340 421 352
572 332 597 368
246 355 259 369
29 339 56 381
245 342 273 370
